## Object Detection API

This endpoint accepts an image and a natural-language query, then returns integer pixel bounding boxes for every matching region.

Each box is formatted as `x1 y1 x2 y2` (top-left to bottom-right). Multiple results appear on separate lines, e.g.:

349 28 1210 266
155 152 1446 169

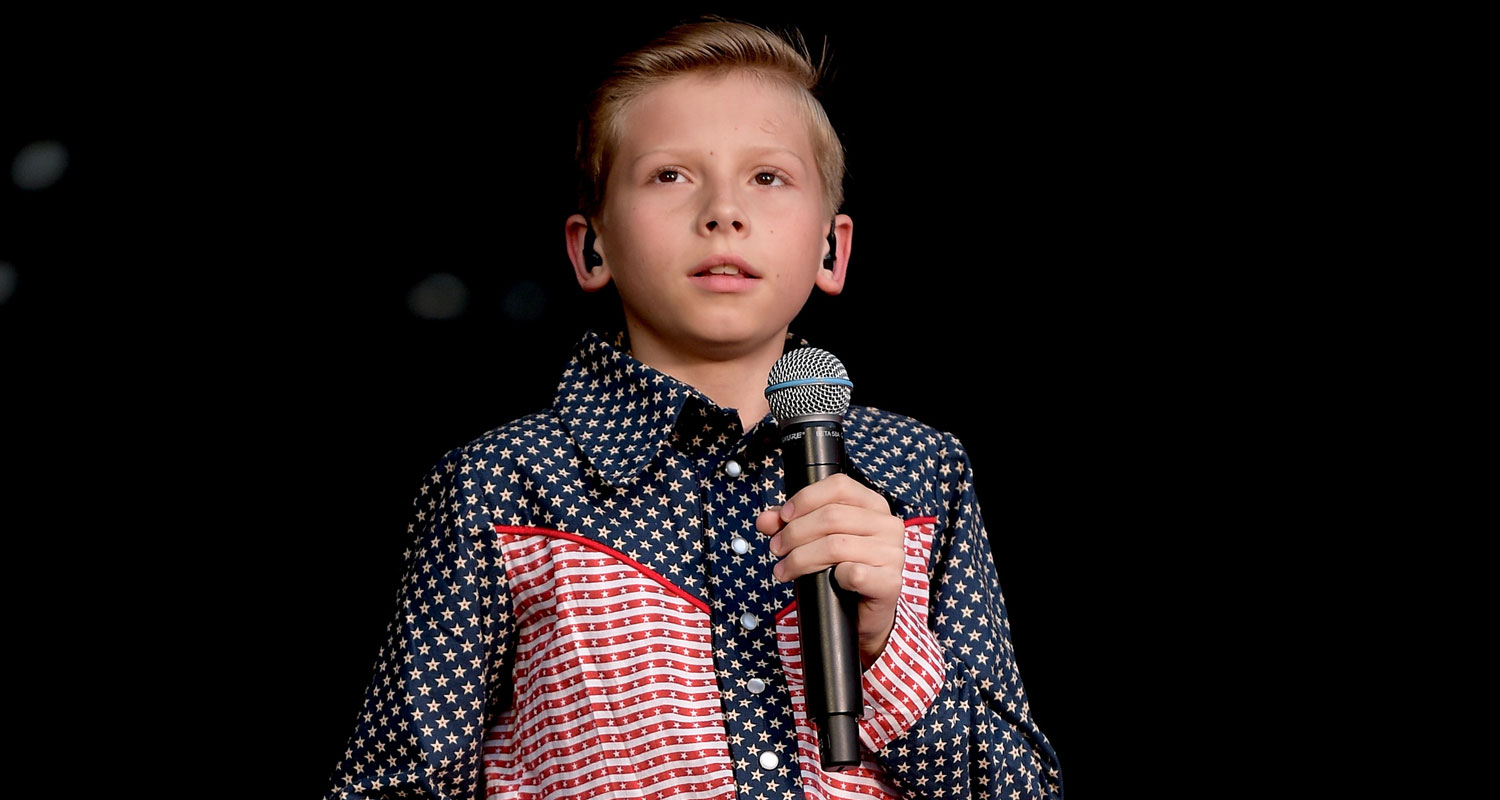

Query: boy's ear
565 213 612 292
815 214 854 296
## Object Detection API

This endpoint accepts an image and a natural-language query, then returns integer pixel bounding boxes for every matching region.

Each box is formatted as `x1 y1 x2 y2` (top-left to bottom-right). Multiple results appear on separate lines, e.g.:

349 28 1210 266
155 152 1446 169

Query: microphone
765 346 862 771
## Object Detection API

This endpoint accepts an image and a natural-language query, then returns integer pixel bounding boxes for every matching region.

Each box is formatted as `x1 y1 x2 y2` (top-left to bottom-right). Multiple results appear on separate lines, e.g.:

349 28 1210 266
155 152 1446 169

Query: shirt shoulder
844 405 972 523
458 409 569 454
423 409 574 529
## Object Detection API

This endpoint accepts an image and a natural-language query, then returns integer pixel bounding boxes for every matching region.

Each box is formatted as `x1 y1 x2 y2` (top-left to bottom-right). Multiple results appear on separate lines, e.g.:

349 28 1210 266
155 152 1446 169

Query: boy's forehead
617 71 816 155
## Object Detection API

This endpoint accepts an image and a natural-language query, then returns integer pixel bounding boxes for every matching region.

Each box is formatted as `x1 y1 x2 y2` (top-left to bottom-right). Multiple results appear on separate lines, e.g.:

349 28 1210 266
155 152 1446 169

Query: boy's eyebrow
628 146 810 170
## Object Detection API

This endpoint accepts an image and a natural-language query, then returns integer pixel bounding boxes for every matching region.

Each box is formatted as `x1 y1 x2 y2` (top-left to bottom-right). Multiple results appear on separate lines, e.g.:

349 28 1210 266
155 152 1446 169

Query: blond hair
577 19 845 218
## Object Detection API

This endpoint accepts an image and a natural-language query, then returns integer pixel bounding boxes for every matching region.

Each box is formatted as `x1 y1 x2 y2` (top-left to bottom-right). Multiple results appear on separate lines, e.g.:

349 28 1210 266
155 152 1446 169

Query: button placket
695 424 801 795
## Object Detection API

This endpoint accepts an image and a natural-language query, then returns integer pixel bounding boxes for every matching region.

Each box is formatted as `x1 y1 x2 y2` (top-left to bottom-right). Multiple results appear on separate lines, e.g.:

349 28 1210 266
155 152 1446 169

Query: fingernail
769 535 782 556
779 501 794 522
772 561 784 581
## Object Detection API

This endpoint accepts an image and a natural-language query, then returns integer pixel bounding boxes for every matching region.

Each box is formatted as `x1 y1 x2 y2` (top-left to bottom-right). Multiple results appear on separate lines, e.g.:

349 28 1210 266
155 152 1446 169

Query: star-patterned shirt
326 330 1061 800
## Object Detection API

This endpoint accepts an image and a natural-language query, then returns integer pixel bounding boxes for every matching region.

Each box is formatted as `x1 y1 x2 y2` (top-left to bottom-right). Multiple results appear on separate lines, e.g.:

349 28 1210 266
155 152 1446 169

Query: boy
326 20 1060 800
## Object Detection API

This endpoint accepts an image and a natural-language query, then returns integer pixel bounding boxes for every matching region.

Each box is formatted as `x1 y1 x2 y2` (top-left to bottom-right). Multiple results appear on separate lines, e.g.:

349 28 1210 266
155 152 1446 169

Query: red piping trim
493 524 711 616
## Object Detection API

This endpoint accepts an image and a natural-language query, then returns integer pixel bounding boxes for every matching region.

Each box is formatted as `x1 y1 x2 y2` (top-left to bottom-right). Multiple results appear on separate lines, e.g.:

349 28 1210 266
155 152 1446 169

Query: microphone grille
765 346 852 421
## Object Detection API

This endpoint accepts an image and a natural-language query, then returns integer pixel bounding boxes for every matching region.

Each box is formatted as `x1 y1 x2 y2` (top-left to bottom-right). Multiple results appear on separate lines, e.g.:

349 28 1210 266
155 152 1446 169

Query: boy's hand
756 473 906 668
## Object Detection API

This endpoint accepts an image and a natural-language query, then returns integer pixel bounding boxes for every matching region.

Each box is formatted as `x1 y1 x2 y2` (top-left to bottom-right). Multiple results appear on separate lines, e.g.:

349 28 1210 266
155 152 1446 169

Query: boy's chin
631 320 797 363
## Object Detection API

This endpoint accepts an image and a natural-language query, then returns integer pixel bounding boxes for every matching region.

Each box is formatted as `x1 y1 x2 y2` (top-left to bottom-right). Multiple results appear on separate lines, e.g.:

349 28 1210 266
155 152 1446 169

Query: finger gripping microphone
766 346 862 771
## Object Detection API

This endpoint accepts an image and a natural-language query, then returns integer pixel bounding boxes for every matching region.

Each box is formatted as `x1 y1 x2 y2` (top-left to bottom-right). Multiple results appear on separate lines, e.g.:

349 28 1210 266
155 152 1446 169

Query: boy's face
585 70 846 363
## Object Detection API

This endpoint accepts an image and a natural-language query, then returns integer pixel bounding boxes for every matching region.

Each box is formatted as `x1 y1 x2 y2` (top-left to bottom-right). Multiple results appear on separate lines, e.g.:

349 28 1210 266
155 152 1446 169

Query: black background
3 6 1304 796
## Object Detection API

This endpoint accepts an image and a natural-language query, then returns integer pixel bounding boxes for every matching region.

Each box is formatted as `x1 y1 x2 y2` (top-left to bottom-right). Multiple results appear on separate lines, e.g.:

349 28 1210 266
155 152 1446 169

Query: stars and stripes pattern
482 528 732 798
325 331 1062 799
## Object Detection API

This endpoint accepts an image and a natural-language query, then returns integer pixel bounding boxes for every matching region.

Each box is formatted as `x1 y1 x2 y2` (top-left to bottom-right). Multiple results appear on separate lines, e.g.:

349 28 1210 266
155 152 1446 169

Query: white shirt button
759 751 779 770
731 536 750 555
739 612 759 630
724 459 743 477
747 677 766 694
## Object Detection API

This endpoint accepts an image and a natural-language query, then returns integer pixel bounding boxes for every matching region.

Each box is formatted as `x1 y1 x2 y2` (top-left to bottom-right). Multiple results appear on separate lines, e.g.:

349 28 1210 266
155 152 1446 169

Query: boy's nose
699 181 747 234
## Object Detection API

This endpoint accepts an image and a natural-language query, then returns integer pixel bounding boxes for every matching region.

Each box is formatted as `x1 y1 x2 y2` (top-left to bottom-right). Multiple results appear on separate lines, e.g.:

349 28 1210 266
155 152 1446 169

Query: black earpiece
583 221 603 270
823 219 837 270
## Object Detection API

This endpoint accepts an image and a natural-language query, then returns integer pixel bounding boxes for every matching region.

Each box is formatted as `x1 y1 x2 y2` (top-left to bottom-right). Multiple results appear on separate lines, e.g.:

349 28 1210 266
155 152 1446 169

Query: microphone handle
781 418 863 771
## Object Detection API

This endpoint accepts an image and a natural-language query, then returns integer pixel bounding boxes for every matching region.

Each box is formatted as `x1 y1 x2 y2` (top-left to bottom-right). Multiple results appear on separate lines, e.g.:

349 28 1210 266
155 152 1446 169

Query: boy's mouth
691 254 759 279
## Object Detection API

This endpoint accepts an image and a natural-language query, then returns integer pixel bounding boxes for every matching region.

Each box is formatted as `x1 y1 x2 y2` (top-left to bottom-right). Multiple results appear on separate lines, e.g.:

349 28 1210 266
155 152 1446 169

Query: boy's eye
754 172 784 186
654 169 681 183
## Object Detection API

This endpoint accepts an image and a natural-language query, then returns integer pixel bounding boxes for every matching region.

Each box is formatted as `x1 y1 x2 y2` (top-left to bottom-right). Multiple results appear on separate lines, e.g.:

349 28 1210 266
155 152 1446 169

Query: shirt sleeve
870 433 1064 799
325 447 514 800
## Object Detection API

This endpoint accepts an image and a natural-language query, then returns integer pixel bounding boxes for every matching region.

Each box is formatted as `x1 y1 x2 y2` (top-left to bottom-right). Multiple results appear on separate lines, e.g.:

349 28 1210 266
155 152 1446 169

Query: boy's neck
622 326 784 434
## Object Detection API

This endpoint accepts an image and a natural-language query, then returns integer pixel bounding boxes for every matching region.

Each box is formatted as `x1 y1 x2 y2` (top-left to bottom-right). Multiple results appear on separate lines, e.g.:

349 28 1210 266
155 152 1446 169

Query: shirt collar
552 330 917 507
550 330 693 487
